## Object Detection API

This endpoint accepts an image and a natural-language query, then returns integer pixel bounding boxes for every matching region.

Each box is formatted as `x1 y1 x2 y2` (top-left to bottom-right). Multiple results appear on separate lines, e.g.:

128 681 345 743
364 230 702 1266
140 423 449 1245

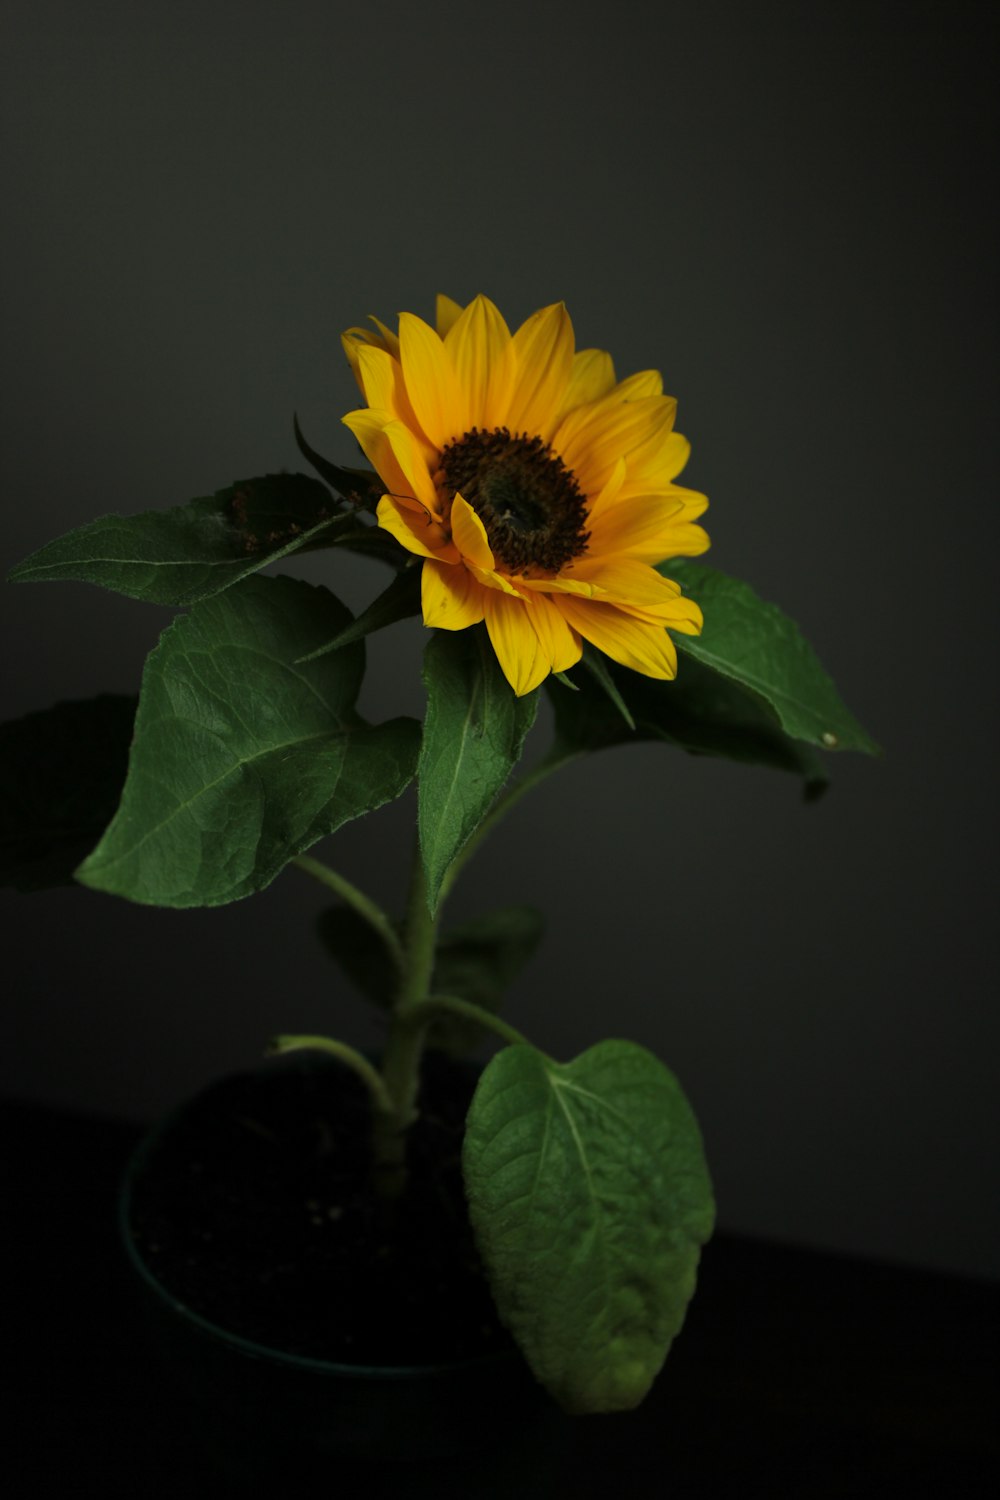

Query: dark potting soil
126 1052 515 1366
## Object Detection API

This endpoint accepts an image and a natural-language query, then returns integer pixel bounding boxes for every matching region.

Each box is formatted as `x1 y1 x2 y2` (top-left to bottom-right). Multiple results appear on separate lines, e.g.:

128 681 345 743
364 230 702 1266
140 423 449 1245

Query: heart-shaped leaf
77 574 419 906
463 1040 714 1413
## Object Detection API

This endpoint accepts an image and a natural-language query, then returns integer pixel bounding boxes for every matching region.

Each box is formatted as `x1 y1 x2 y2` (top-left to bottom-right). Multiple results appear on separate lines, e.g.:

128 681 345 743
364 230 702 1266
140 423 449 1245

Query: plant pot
119 1050 556 1473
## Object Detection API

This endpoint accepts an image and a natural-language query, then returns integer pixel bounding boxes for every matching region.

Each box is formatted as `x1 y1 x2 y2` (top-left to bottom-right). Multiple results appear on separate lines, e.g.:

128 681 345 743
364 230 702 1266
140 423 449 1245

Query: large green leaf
0 695 135 891
77 575 420 906
547 652 830 797
463 1041 715 1413
8 473 360 606
661 561 879 754
428 905 544 1055
417 628 538 911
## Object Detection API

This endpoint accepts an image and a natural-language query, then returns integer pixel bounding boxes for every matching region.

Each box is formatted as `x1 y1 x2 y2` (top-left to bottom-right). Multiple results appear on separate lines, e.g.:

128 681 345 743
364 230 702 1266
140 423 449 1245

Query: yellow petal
552 597 679 679
382 419 441 514
614 592 704 633
517 573 596 599
376 496 458 562
566 555 687 609
421 558 486 629
556 348 616 420
553 394 676 497
614 431 692 488
445 294 516 432
398 311 462 449
483 591 550 696
614 369 664 399
356 345 435 461
369 317 400 360
436 294 464 337
506 302 575 438
582 456 627 525
342 408 411 500
656 521 711 559
585 495 691 562
528 592 582 673
450 492 496 571
342 326 390 392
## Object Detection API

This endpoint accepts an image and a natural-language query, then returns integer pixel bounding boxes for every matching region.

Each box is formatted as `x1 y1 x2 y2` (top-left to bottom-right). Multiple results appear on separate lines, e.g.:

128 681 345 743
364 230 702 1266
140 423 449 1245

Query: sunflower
341 295 709 696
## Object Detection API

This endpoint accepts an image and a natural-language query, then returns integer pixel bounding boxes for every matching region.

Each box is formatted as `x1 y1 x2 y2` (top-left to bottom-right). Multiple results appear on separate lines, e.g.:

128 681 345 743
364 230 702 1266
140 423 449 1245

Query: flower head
341 295 709 695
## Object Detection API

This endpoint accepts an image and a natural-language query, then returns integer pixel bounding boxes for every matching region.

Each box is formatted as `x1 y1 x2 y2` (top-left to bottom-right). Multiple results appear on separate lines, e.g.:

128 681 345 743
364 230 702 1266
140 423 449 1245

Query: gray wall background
2 0 996 1279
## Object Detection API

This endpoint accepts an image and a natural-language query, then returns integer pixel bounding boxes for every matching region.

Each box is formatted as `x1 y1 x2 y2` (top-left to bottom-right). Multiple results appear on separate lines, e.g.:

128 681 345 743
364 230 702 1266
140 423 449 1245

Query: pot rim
118 1059 518 1382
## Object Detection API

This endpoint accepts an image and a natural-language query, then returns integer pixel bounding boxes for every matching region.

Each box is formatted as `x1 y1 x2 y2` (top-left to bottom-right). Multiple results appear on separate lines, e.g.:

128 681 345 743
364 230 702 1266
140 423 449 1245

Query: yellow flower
341 295 709 696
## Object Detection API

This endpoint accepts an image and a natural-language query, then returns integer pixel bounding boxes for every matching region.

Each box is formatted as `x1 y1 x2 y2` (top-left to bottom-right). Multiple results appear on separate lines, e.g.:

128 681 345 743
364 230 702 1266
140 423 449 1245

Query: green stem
372 848 440 1198
437 751 577 904
406 994 532 1050
268 1034 395 1116
292 853 404 974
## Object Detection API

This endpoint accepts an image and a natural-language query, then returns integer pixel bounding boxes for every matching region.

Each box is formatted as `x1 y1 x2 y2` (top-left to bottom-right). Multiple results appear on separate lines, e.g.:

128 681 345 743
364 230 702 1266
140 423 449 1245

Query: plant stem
371 847 439 1198
292 853 404 974
268 1034 395 1116
406 995 532 1050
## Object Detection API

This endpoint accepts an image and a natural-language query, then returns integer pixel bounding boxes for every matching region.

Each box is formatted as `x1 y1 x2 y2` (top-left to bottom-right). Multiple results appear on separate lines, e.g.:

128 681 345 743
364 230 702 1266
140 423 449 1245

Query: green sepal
76 574 420 907
8 473 354 607
0 695 136 891
417 628 538 912
463 1040 715 1414
661 560 879 755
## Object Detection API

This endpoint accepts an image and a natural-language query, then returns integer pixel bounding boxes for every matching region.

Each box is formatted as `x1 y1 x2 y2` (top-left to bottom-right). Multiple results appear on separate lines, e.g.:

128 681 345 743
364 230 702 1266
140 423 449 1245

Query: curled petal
421 558 486 629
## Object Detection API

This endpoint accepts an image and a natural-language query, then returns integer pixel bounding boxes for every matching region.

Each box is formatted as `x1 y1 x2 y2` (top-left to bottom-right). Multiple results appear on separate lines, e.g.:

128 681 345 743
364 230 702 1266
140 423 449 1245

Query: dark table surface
3 1096 997 1497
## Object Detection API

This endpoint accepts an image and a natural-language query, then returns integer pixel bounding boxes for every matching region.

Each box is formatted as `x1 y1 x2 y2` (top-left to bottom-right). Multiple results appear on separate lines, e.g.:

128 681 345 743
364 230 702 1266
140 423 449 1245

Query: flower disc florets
341 294 710 696
437 427 589 575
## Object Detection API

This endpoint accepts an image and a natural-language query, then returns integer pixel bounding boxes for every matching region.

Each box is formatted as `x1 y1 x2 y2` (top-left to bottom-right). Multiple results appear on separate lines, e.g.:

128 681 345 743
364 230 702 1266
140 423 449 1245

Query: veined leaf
661 561 879 755
417 628 538 912
463 1041 714 1413
548 653 830 798
0 695 135 891
9 473 357 606
77 575 419 906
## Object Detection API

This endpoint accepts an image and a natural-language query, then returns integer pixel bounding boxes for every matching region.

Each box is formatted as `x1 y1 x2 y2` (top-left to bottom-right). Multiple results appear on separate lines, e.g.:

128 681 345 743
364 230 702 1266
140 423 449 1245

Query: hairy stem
293 853 404 973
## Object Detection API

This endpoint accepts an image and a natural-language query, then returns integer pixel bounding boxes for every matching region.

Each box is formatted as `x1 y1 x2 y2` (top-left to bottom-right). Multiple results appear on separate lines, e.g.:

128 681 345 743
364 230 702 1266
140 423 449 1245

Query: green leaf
417 628 538 911
317 906 398 1009
0 695 136 891
296 564 421 663
548 653 830 798
76 575 420 906
660 561 879 755
428 905 544 1055
8 473 357 607
293 414 383 510
463 1041 715 1414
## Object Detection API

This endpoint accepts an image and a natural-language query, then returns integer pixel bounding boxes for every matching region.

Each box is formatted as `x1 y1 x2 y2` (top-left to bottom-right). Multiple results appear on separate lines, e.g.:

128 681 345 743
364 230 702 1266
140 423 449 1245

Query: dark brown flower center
437 427 589 573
